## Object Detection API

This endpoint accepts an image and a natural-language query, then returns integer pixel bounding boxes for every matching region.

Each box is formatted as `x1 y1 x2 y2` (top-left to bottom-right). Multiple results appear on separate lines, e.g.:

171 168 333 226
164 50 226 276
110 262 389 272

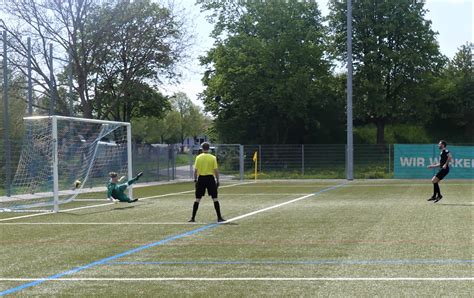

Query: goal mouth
1 116 132 213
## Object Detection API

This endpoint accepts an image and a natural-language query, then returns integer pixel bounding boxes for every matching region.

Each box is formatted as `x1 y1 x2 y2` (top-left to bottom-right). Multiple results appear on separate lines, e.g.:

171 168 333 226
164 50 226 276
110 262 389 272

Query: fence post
167 145 171 181
388 144 391 175
2 31 11 197
157 147 160 181
189 146 193 179
239 145 244 181
172 145 176 180
302 144 305 176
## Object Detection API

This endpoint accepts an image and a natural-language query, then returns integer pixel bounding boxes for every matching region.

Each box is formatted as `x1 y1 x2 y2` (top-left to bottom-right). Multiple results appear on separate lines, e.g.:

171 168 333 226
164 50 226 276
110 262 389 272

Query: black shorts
195 175 218 199
435 167 450 180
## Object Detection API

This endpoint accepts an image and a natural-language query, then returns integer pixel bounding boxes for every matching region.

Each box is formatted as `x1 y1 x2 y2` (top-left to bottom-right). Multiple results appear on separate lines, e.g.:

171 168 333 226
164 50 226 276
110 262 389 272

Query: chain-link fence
6 141 472 196
241 144 391 179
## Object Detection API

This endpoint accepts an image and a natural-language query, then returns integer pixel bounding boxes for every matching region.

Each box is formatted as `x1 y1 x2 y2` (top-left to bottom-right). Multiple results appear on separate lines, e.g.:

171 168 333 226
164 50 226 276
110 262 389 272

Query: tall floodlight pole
68 50 73 116
27 37 32 115
49 43 54 115
2 31 12 196
346 0 354 180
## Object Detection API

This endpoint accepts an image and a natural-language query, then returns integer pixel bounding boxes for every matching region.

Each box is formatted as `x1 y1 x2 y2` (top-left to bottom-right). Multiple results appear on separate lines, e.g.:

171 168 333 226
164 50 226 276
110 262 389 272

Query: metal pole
27 37 32 116
127 124 133 199
68 50 73 116
346 0 354 181
52 116 59 212
189 145 193 179
302 144 305 176
172 145 176 180
167 146 170 181
258 145 262 173
49 43 54 115
388 144 391 175
2 31 11 197
239 145 244 181
157 147 160 181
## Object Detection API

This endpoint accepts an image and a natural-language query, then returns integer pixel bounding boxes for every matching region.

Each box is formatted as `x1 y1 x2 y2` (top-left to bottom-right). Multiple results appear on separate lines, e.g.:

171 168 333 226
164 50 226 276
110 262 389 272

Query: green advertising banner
394 144 474 179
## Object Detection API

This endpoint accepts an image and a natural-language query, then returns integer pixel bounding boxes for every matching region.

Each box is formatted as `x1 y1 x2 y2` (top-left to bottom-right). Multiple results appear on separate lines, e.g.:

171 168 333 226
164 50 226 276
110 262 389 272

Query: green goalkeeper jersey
106 182 130 202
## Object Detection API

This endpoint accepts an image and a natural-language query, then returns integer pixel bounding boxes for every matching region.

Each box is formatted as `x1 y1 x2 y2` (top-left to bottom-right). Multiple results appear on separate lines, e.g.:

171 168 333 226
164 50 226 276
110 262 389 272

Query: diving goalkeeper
107 171 143 203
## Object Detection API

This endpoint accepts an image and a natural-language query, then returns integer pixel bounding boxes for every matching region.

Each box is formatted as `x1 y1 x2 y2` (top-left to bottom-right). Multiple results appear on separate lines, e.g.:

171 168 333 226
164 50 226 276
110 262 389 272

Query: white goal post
0 115 133 213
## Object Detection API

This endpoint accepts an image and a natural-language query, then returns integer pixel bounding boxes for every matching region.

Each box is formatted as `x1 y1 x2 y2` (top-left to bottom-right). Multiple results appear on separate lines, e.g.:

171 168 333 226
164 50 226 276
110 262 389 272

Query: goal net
0 116 132 213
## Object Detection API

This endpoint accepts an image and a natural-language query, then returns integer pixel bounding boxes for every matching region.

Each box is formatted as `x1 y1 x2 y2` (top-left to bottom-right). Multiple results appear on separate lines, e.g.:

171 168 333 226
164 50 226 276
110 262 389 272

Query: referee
189 142 225 222
427 140 452 203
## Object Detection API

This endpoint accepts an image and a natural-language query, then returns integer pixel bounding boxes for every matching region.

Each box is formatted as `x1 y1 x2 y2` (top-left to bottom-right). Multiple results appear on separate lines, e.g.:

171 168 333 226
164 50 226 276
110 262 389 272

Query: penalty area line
0 222 207 226
0 181 253 223
0 182 346 296
0 277 472 282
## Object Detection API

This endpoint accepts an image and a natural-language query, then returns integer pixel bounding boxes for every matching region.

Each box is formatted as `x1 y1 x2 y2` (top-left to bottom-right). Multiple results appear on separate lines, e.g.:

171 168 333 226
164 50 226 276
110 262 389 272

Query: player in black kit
427 140 452 203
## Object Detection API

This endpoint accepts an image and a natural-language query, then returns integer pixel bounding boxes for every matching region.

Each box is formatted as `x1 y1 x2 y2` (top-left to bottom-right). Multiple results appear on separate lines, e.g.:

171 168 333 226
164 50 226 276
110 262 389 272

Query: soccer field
0 180 472 296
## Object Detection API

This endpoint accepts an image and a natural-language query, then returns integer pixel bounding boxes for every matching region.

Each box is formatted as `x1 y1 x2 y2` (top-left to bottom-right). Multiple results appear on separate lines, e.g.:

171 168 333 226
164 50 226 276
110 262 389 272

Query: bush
354 124 431 144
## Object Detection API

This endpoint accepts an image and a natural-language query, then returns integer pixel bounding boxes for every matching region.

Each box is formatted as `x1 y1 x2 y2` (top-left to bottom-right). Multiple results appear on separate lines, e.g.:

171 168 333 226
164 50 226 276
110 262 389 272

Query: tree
0 0 189 120
0 71 27 140
0 71 27 186
328 0 444 144
429 44 474 141
199 0 342 144
0 0 98 117
89 0 188 121
131 93 209 145
170 92 208 151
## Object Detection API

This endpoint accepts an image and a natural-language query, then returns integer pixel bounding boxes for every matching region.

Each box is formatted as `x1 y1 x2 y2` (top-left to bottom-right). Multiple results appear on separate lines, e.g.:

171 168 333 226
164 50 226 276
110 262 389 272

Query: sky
162 0 473 107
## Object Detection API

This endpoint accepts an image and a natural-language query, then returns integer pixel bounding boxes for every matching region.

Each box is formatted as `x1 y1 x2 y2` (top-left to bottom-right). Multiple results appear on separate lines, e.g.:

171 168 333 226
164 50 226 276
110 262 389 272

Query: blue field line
106 259 474 266
0 182 348 296
0 223 218 296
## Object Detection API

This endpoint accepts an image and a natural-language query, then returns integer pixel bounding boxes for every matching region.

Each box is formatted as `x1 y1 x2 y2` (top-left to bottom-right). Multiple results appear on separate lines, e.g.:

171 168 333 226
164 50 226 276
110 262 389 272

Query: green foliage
199 0 344 144
0 73 27 140
354 124 431 144
131 93 209 145
429 44 474 142
329 0 444 144
88 0 184 121
0 0 188 121
0 72 27 185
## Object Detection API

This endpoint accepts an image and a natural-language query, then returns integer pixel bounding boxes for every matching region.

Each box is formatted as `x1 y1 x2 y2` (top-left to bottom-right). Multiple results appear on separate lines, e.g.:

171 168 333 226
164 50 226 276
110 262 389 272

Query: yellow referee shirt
194 153 218 176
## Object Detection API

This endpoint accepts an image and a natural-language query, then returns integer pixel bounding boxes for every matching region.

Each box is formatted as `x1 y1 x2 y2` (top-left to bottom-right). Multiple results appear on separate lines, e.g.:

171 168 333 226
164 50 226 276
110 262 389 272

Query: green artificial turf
0 180 472 296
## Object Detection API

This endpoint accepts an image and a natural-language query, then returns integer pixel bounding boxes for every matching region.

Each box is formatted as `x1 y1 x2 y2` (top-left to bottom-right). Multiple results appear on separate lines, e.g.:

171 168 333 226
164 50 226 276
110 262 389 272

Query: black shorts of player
195 175 218 199
435 167 450 180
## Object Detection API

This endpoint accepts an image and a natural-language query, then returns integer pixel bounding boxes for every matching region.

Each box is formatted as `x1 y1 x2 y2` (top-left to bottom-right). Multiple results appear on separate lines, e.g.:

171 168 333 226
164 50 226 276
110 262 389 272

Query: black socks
191 201 223 221
214 201 222 219
191 202 199 220
434 183 441 197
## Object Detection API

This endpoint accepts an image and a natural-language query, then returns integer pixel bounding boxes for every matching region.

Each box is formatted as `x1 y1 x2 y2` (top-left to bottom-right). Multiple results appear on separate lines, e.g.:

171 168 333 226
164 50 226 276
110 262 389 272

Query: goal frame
9 115 133 213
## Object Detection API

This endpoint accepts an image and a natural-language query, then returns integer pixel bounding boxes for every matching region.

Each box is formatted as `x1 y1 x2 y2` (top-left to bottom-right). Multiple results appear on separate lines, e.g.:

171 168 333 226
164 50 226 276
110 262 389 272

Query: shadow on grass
63 205 136 216
437 203 473 207
219 222 239 226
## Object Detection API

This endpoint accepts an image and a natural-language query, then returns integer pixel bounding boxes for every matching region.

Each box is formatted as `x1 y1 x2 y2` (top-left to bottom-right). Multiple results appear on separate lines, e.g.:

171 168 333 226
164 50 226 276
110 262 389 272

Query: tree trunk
376 119 385 145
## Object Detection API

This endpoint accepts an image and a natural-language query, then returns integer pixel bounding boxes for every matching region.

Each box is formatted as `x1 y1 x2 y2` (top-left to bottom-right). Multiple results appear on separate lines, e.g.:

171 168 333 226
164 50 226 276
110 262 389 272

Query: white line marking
0 222 206 225
0 182 253 222
0 277 471 281
225 183 346 223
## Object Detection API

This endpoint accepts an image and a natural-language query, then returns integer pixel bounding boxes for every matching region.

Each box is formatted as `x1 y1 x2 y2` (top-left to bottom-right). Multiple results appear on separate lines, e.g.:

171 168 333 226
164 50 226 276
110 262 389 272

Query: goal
0 116 132 213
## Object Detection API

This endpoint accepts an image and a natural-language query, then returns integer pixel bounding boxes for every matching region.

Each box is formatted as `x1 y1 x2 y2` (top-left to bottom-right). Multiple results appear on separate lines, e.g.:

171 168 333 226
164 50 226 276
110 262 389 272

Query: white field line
0 222 207 225
3 181 472 289
225 183 346 223
0 182 253 222
0 277 471 281
250 183 472 187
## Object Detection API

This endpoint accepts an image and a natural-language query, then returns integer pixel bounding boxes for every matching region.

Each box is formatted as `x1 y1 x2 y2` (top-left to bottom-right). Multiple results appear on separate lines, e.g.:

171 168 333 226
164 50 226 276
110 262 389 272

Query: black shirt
439 149 450 168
